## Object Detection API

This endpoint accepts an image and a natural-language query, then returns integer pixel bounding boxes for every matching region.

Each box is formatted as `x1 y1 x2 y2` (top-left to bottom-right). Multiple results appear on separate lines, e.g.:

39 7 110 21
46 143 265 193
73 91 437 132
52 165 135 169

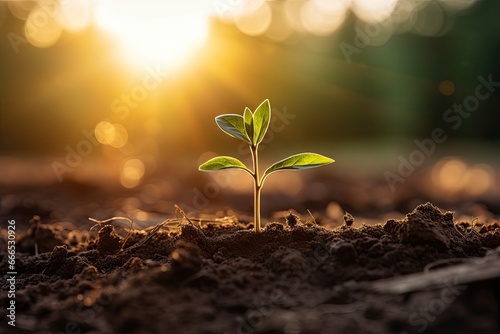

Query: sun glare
94 0 210 67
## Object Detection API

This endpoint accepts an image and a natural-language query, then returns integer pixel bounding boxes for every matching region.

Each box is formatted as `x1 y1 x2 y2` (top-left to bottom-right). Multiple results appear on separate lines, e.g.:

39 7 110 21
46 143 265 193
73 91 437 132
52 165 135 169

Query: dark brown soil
1 202 500 334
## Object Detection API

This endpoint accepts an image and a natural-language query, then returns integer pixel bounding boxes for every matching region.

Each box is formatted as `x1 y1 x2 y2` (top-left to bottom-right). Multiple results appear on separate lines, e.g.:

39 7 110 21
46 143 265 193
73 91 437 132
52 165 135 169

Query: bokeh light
463 164 495 196
24 5 62 48
432 158 468 193
390 0 417 33
431 158 495 197
265 4 294 42
234 2 272 37
352 0 398 23
413 2 446 36
120 158 145 189
225 0 480 40
7 1 36 20
439 80 456 96
6 0 482 52
95 121 128 149
300 0 348 36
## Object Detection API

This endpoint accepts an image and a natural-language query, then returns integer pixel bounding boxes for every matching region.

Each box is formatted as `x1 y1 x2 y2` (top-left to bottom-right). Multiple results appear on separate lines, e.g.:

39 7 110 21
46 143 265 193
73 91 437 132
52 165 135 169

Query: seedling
199 99 334 233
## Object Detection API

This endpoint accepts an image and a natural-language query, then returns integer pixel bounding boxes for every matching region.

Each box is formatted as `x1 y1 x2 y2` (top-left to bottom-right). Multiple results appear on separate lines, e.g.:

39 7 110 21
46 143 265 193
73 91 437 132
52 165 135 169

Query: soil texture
1 202 500 334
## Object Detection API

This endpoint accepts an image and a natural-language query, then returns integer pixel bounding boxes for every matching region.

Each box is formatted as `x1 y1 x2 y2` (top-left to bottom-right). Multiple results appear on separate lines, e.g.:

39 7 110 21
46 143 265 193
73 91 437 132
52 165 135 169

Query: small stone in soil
285 212 300 228
344 212 355 226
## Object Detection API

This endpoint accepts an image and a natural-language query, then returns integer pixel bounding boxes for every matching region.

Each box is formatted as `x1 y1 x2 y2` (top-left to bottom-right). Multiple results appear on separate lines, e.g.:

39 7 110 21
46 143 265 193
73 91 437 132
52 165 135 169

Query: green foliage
215 114 251 144
243 107 253 140
199 99 334 232
263 153 334 178
199 156 251 174
252 99 271 145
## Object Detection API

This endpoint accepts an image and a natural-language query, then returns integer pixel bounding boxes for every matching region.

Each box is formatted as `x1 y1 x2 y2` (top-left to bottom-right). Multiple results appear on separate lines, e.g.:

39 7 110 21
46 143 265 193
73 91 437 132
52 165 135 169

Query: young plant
199 99 334 233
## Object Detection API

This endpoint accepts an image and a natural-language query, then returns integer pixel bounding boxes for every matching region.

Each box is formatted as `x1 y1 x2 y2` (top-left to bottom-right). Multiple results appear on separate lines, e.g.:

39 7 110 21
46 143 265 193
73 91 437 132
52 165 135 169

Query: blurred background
1 0 499 228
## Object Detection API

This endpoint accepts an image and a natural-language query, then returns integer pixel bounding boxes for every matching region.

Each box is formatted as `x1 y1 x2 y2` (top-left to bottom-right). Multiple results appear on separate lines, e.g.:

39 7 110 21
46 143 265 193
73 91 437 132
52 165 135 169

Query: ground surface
1 202 500 334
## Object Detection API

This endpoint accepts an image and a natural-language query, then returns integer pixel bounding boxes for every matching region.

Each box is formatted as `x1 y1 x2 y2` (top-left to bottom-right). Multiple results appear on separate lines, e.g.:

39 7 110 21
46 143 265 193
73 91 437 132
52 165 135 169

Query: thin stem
250 144 261 232
255 182 261 233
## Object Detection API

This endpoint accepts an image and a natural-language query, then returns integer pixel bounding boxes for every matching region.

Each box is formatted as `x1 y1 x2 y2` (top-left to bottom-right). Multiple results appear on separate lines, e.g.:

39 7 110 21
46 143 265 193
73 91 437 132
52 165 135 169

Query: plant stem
250 144 261 233
254 182 261 233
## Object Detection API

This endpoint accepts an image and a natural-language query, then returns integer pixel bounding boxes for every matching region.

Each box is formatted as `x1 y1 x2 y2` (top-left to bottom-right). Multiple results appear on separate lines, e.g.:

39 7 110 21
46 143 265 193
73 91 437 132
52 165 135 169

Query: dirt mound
1 203 499 333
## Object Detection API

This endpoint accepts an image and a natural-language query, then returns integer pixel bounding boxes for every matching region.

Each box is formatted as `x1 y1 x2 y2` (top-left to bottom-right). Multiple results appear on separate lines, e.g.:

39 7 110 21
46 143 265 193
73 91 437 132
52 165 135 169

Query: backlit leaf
243 107 253 143
252 99 271 145
215 114 251 144
263 153 334 178
199 156 251 174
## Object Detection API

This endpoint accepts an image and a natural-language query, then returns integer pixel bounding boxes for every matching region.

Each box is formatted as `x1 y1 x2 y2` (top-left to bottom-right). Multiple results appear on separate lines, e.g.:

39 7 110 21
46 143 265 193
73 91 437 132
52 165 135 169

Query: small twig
123 218 180 253
197 216 242 227
175 204 201 228
88 216 133 232
307 209 317 224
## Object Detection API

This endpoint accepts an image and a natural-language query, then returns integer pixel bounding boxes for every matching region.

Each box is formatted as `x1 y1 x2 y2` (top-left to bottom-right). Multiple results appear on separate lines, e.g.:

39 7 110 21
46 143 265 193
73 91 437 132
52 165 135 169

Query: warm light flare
94 0 210 66
8 0 482 51
431 158 495 197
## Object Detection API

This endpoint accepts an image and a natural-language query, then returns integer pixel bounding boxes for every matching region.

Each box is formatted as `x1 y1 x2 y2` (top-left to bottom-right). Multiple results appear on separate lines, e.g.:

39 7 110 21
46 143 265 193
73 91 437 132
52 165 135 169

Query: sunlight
94 0 210 67
352 0 398 23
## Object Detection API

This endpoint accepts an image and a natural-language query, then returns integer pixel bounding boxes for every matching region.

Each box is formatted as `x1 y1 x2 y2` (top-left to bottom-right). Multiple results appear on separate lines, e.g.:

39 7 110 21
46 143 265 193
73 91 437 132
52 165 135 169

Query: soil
1 202 500 334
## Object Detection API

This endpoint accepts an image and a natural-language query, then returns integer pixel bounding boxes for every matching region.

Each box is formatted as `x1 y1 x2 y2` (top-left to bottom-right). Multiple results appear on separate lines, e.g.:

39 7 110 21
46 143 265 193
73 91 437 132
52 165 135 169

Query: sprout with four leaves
199 99 334 232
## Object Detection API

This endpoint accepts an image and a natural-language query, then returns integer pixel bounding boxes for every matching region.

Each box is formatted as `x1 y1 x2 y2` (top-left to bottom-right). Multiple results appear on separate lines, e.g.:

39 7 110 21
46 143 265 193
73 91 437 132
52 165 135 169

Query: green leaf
252 99 271 145
215 114 251 144
243 107 253 143
263 153 334 178
199 156 251 174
